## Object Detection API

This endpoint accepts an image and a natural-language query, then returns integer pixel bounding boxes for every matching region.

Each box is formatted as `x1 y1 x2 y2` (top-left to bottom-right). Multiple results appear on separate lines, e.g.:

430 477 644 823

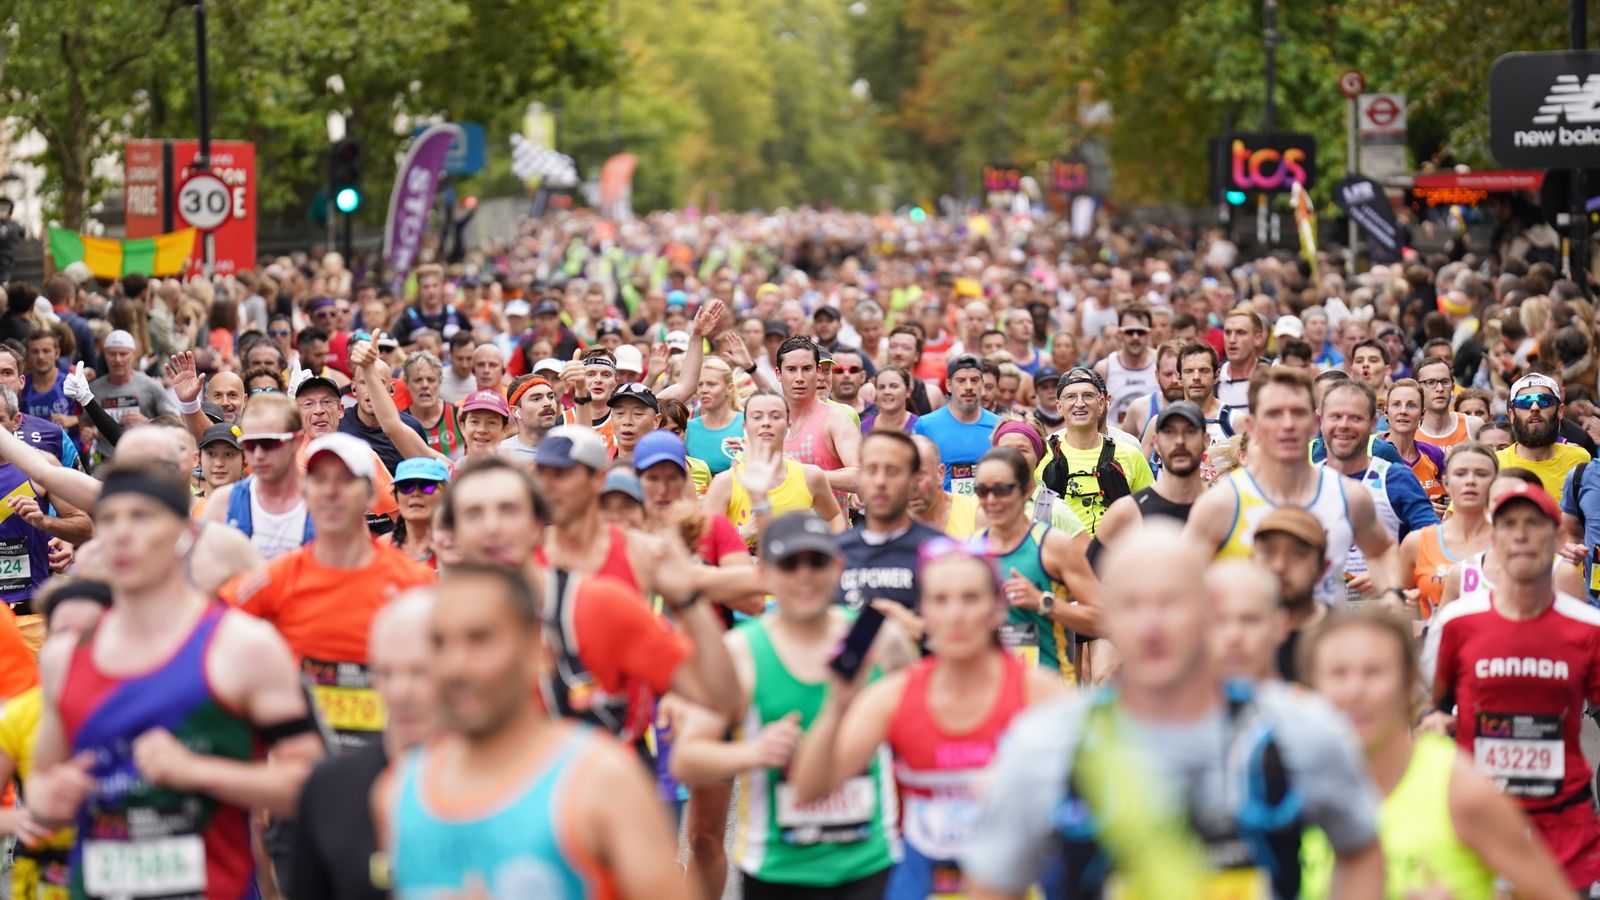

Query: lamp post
189 0 214 277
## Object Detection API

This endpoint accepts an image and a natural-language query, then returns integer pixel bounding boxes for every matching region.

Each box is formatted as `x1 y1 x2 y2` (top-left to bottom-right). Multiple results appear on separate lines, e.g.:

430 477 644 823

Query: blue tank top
390 725 607 900
0 464 51 606
22 371 72 427
686 412 744 475
225 477 315 545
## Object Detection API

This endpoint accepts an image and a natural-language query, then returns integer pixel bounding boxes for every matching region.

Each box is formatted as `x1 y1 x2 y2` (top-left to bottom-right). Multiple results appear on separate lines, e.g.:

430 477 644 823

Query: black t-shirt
338 406 427 474
290 742 388 900
835 520 944 610
1132 486 1193 524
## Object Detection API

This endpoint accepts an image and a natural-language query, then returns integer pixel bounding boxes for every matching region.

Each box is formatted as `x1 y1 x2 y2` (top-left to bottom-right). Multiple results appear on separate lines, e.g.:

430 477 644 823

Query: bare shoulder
37 633 74 700
203 481 235 521
214 606 295 660
1024 667 1072 703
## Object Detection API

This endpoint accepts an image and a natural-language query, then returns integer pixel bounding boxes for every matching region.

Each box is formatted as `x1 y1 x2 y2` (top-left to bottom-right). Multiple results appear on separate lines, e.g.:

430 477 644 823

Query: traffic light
1224 190 1248 206
328 139 363 213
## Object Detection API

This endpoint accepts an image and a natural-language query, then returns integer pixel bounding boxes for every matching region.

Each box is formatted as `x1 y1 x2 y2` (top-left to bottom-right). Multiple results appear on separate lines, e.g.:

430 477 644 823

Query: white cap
614 344 645 374
1151 270 1172 286
665 330 690 353
105 330 136 351
62 261 93 285
1272 316 1304 339
505 299 532 318
533 357 563 375
304 432 377 480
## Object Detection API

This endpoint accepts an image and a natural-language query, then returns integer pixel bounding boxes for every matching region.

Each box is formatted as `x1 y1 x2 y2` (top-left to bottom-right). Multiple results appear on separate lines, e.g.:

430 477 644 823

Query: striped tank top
1216 466 1355 606
389 725 614 899
58 603 259 900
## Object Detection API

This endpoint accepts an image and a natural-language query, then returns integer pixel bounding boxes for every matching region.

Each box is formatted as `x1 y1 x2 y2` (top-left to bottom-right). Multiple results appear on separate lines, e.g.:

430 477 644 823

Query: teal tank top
687 412 745 475
390 726 606 899
980 522 1073 675
733 617 896 886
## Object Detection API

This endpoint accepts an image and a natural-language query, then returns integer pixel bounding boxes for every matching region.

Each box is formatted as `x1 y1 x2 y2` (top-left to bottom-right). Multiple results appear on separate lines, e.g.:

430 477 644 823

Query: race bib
83 835 206 897
1475 712 1565 796
0 537 32 595
303 656 385 751
1107 867 1269 900
775 776 874 845
948 464 976 496
903 793 980 861
999 621 1040 668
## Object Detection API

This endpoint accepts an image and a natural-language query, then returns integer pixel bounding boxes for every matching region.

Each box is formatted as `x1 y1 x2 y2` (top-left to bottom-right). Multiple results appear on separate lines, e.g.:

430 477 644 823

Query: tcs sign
1213 132 1317 197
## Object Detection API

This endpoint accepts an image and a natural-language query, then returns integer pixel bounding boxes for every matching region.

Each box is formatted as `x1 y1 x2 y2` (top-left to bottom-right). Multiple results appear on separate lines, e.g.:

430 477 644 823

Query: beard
1511 413 1559 448
1163 452 1202 477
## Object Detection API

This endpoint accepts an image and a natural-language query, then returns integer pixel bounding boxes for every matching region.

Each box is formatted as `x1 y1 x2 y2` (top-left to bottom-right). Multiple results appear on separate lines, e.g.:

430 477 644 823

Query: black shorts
741 867 891 900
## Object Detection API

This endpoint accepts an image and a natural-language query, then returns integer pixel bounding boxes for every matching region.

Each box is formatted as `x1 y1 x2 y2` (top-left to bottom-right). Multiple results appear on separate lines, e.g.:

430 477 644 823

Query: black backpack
1040 434 1132 520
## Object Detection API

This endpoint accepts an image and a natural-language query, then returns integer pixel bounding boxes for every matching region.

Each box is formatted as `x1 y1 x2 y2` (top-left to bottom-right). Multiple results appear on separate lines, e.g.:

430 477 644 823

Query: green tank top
980 522 1073 675
732 617 895 887
1300 732 1494 900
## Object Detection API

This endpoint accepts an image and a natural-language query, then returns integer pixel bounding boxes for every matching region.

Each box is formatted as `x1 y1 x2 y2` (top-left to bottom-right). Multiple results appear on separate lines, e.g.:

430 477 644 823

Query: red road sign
1365 96 1400 128
1339 69 1365 98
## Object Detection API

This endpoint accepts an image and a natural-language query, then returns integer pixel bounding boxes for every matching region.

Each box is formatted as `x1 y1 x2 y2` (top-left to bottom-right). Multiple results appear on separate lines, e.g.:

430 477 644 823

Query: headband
582 356 617 371
49 579 113 612
96 470 190 520
508 376 551 408
992 420 1045 461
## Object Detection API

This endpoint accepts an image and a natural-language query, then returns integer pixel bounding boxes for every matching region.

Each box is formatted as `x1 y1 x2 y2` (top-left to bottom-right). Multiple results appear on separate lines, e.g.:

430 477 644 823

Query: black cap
1154 400 1205 430
1056 366 1106 397
764 319 789 339
533 300 561 316
199 423 241 451
812 305 841 320
597 317 626 338
946 353 983 379
1032 366 1061 386
760 512 842 564
608 382 660 412
201 401 227 424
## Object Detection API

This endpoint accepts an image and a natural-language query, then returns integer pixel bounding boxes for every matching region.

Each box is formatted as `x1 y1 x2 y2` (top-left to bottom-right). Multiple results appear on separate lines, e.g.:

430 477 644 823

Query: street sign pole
1347 97 1359 274
189 0 215 278
1571 0 1591 289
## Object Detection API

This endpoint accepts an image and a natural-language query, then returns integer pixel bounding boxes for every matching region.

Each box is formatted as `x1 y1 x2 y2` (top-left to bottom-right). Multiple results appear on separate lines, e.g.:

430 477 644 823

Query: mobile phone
828 604 885 681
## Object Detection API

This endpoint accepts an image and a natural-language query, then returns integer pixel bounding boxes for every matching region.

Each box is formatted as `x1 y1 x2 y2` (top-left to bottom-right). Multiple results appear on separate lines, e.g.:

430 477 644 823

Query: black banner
983 164 1022 193
1211 132 1317 197
1490 50 1600 169
1332 175 1401 264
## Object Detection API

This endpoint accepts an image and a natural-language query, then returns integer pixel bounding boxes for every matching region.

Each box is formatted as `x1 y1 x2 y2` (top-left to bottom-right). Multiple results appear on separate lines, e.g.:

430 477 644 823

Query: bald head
1207 561 1286 681
1097 522 1215 693
206 371 246 421
117 425 187 473
912 434 943 470
370 588 438 752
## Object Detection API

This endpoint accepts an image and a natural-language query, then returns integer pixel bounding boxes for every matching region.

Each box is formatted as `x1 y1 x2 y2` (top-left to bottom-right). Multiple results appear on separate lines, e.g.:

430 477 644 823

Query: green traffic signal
909 206 927 222
1224 190 1247 206
335 187 362 214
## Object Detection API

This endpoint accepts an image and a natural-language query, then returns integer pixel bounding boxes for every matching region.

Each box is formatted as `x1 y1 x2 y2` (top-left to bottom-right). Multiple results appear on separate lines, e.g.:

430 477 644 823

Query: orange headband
509 376 550 408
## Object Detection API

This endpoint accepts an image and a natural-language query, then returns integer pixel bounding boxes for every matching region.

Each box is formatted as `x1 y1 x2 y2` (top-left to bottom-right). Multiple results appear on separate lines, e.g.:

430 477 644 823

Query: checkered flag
511 134 578 188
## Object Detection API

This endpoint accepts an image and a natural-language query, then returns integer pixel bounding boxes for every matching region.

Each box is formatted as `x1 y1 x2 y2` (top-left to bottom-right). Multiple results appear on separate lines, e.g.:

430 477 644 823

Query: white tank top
1216 360 1258 410
248 480 309 561
1079 299 1119 341
1105 353 1158 424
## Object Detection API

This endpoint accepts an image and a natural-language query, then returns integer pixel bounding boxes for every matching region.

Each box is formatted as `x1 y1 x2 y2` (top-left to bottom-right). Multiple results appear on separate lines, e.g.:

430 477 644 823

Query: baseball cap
946 353 983 379
764 319 789 339
533 300 561 317
633 430 688 473
376 333 400 351
201 401 227 424
459 390 511 419
613 344 645 374
532 357 564 377
395 456 451 484
1254 507 1327 552
666 290 689 308
1490 482 1561 524
505 299 533 318
1151 270 1173 286
1272 316 1304 339
1510 372 1563 401
305 432 377 480
1057 366 1106 397
199 423 241 451
665 331 691 354
601 469 645 505
293 373 341 399
817 347 835 368
1154 400 1205 430
597 318 627 339
760 512 842 564
812 304 841 321
1032 366 1061 387
105 330 136 351
756 284 781 300
609 382 659 412
535 425 609 470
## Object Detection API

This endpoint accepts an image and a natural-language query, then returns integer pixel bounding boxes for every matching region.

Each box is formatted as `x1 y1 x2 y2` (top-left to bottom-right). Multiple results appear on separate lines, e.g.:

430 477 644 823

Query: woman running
1383 378 1447 512
389 457 449 569
705 390 845 544
789 539 1067 899
1398 441 1495 621
686 356 744 476
971 447 1099 678
1300 607 1571 899
863 366 918 434
1439 466 1589 605
990 420 1086 534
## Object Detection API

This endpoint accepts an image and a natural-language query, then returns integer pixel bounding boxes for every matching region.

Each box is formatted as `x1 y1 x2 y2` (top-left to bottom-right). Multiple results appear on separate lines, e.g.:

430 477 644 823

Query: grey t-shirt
90 373 174 423
498 434 538 463
961 682 1378 894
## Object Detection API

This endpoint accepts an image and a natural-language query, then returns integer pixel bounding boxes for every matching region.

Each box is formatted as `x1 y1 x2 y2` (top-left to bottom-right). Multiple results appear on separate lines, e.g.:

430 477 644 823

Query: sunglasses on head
974 481 1022 500
249 387 279 395
395 481 441 496
775 551 833 573
1510 393 1559 411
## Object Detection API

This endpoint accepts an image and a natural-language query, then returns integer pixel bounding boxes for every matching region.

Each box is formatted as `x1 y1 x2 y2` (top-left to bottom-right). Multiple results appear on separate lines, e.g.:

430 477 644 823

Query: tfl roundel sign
1491 50 1600 168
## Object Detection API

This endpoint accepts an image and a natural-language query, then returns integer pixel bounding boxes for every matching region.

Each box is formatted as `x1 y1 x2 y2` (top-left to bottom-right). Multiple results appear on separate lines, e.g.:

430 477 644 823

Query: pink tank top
785 402 844 472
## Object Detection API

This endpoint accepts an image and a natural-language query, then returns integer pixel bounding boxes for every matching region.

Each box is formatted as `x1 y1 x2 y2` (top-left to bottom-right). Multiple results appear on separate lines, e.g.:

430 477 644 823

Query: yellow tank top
1301 732 1493 900
727 458 814 541
941 493 980 539
1215 466 1355 606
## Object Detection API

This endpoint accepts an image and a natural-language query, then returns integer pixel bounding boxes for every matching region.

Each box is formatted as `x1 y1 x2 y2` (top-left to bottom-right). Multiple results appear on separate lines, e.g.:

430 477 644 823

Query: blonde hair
700 356 742 411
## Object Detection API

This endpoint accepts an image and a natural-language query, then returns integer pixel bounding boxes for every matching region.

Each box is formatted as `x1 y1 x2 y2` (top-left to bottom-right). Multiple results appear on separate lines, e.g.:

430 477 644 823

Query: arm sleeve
572 577 691 695
1385 464 1439 538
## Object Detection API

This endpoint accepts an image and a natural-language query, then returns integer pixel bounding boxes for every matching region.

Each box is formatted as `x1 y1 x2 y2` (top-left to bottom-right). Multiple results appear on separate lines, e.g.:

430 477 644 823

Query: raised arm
350 337 447 464
0 428 101 511
164 352 215 442
658 300 724 404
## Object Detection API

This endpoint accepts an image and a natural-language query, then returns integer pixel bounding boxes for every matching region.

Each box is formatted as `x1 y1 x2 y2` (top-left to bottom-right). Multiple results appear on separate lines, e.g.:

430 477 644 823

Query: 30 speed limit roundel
177 173 231 231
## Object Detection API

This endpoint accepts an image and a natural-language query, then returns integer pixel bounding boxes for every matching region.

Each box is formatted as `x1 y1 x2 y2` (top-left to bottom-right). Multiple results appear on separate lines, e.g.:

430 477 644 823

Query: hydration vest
538 569 651 743
225 477 315 544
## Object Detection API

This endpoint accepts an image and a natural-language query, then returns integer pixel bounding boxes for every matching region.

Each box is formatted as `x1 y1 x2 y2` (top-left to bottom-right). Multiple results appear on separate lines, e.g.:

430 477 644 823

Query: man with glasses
206 391 313 560
221 432 434 756
1094 306 1157 424
1416 357 1481 449
912 354 1000 495
1498 373 1589 503
829 347 870 418
1037 368 1154 536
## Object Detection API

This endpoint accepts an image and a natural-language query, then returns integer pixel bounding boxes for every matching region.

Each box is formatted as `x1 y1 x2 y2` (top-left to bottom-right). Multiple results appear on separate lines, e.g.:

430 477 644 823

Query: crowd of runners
0 208 1593 897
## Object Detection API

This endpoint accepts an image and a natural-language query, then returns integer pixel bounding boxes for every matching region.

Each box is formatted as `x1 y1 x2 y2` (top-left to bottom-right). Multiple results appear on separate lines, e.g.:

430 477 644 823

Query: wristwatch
668 590 704 614
1039 593 1055 614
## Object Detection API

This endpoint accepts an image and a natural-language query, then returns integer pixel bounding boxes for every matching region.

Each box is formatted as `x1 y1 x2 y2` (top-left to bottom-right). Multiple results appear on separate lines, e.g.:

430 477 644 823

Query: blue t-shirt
1561 462 1600 602
912 406 1001 494
685 412 744 475
21 369 75 426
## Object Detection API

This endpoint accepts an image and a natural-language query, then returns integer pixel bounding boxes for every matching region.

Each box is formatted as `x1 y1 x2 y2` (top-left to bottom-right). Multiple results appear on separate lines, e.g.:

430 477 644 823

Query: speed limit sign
177 173 231 231
1338 69 1365 99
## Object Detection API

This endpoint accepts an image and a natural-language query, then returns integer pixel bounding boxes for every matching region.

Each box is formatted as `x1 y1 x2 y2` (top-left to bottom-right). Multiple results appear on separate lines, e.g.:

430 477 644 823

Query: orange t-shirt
562 407 617 455
0 605 38 701
221 539 435 665
295 440 400 520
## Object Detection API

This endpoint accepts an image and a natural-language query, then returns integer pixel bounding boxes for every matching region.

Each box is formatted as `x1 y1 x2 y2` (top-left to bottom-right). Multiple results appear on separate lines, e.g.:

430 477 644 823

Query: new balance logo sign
1533 74 1600 124
1514 74 1600 149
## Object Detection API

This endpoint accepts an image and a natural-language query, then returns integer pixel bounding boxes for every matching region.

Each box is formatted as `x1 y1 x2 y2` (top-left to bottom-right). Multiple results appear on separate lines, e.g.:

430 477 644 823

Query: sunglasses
1511 393 1559 411
269 329 291 337
249 387 280 395
775 551 833 572
833 366 864 375
1121 328 1150 336
974 482 1022 500
395 481 442 496
240 437 289 453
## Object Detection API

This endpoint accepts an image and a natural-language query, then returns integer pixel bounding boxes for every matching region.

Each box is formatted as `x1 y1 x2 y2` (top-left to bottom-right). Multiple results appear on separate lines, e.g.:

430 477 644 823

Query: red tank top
1429 591 1600 812
887 651 1026 862
535 524 639 592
